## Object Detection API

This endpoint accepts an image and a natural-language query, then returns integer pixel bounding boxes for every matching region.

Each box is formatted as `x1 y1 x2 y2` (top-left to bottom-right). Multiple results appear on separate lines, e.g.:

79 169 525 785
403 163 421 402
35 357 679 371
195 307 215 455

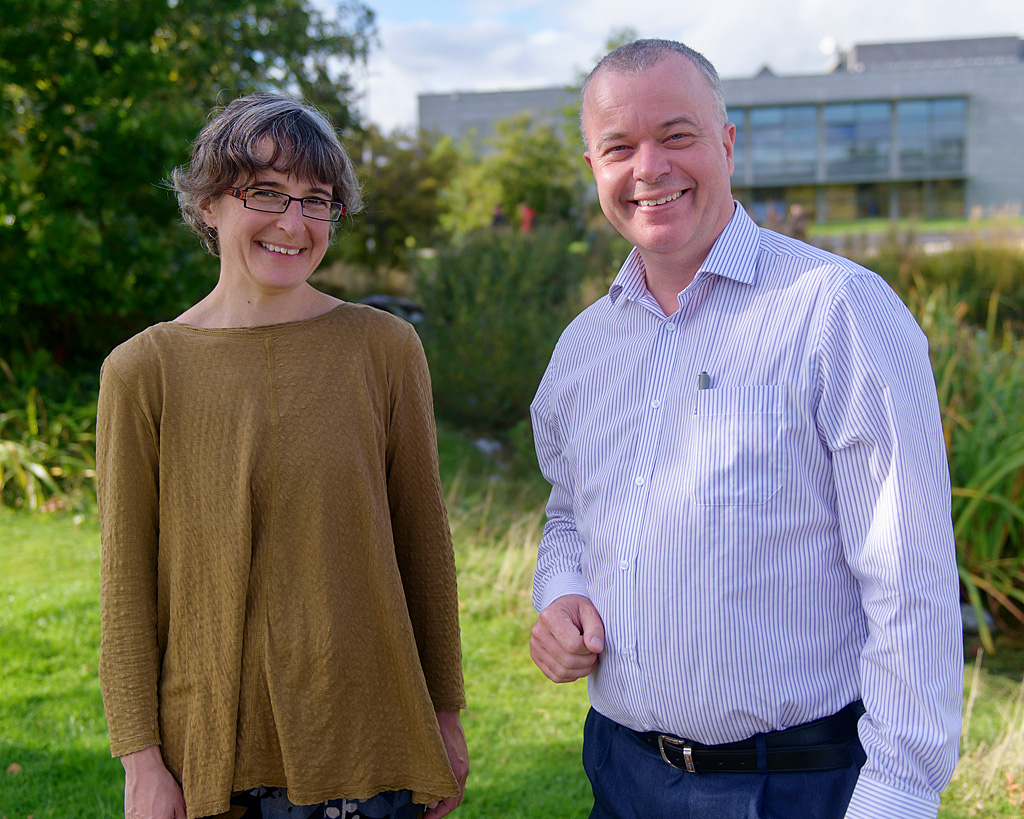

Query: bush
417 226 588 434
866 242 1024 336
0 352 97 511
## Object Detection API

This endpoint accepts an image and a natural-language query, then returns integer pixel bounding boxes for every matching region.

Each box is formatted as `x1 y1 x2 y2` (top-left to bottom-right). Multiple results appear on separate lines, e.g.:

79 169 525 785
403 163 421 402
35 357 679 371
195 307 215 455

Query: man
529 39 961 819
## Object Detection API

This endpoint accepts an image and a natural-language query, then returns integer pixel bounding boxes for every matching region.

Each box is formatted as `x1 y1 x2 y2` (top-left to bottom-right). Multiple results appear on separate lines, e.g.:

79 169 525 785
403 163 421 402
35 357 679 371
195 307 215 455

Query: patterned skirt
230 787 422 819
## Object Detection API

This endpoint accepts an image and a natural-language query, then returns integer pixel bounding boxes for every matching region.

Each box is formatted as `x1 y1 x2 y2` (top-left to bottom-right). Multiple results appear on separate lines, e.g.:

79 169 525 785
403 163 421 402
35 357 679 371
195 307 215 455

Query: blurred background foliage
0 0 376 368
1 4 1023 650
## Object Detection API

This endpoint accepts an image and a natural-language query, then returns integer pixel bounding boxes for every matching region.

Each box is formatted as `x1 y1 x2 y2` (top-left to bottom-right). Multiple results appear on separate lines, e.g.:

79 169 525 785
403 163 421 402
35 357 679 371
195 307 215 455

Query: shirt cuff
536 571 590 612
844 774 939 819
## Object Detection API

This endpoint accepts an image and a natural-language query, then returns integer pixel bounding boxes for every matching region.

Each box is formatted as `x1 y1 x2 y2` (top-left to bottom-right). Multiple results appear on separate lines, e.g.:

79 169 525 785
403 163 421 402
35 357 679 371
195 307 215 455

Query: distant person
518 202 536 234
529 39 961 819
787 203 809 241
97 93 468 819
491 203 508 228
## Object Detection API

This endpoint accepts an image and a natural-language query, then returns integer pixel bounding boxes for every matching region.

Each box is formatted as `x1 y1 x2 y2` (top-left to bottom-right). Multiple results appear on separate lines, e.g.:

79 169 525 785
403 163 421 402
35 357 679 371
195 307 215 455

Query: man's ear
722 122 737 175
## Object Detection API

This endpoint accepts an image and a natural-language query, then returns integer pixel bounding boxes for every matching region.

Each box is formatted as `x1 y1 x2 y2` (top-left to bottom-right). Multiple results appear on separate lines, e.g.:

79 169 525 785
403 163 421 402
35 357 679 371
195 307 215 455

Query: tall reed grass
905 279 1024 652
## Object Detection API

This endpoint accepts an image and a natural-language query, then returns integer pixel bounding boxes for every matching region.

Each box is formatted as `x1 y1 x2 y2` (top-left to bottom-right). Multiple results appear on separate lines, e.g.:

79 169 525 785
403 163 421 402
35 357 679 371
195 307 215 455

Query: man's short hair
170 93 363 256
580 39 728 146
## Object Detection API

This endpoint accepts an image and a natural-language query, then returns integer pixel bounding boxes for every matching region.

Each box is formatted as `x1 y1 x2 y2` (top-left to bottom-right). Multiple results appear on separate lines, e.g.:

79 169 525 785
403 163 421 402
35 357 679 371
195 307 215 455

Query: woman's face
200 141 333 299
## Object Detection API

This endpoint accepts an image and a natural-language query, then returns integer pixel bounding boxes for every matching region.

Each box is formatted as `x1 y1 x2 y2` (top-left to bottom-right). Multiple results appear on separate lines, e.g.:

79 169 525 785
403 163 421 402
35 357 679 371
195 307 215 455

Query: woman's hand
121 745 187 819
424 710 468 818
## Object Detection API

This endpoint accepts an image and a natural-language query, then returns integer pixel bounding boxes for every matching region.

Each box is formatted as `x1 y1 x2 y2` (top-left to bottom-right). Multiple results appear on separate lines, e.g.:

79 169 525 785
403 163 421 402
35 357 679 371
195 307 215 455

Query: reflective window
897 98 966 175
731 110 747 180
896 179 965 219
747 105 818 182
823 102 891 178
823 183 890 220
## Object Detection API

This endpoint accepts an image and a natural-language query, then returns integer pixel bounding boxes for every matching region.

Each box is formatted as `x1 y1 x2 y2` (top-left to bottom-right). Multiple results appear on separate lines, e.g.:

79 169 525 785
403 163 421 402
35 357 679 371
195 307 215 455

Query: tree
438 111 587 238
0 0 375 369
330 125 460 273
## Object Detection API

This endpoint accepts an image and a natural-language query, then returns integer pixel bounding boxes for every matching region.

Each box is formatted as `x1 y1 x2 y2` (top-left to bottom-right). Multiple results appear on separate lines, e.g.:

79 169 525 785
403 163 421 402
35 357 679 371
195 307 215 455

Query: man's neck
640 257 701 316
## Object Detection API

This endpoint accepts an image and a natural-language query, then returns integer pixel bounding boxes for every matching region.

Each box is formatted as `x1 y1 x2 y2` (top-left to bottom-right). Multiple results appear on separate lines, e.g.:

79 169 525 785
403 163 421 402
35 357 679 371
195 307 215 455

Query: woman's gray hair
580 39 728 146
170 93 363 256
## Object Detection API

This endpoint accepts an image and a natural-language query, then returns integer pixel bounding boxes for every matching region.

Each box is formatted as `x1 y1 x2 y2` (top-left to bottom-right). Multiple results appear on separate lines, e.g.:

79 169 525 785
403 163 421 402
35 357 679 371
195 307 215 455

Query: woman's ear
199 197 217 228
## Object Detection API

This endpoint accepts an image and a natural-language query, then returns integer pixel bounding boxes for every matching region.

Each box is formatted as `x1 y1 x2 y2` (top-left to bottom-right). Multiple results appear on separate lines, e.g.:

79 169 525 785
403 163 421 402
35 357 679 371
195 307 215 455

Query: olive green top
96 304 464 818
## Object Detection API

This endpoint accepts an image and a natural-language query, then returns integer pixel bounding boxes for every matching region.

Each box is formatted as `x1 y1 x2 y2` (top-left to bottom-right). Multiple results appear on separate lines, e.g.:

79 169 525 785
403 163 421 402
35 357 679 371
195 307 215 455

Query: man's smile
633 191 684 208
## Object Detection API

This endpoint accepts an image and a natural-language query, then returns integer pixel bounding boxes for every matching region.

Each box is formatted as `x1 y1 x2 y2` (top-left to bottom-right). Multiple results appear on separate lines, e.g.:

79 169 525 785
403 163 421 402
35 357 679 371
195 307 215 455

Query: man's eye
251 189 282 201
303 199 330 212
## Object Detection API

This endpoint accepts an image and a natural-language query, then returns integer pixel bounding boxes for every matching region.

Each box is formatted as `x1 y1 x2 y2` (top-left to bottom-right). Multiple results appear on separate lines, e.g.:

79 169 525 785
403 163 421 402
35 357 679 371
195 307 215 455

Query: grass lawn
805 215 1024 239
2 431 1022 817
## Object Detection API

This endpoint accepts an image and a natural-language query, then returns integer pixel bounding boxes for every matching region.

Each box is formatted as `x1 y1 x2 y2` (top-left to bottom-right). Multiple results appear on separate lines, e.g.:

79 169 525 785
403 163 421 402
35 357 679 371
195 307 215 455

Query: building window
896 180 965 219
823 102 891 179
823 183 890 221
896 98 966 176
747 105 817 183
732 111 747 181
735 185 817 226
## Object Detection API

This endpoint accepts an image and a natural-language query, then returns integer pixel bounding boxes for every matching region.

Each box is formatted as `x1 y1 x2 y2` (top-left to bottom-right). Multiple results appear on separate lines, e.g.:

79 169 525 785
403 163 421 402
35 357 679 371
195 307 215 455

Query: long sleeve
530 354 591 613
96 356 163 756
386 326 465 710
815 274 962 819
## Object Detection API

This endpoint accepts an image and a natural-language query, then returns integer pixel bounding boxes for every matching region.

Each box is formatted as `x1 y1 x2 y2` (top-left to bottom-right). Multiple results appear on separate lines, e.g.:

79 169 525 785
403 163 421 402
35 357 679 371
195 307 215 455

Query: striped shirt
531 205 961 819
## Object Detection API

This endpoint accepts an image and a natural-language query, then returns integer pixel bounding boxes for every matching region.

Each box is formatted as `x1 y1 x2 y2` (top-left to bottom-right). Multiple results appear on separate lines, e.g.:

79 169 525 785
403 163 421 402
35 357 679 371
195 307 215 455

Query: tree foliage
438 112 587 238
0 0 375 368
331 125 461 272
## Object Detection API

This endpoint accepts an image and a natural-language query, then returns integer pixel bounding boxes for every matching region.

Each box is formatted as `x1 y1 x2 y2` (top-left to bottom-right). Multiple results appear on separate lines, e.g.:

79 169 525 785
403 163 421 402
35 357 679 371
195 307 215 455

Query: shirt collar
608 202 761 306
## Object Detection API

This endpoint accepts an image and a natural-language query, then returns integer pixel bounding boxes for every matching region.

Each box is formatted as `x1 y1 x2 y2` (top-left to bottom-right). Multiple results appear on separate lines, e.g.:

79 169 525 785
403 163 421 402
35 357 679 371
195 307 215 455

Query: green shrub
0 352 97 512
417 226 589 434
908 281 1024 652
867 242 1024 335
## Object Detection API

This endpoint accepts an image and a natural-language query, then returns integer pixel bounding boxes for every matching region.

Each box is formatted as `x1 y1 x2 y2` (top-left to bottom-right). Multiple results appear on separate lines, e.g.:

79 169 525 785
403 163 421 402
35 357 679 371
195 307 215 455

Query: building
418 36 1024 223
418 86 579 146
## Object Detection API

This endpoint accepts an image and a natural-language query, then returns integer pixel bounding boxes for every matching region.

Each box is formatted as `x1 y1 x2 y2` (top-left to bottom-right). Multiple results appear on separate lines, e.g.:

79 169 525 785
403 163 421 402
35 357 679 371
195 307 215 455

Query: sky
319 0 1024 133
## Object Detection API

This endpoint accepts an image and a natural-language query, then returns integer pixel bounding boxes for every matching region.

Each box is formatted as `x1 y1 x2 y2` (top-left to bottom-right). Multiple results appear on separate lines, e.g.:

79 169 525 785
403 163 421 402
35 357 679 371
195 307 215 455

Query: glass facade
823 102 891 179
730 97 967 222
749 106 817 182
896 98 966 175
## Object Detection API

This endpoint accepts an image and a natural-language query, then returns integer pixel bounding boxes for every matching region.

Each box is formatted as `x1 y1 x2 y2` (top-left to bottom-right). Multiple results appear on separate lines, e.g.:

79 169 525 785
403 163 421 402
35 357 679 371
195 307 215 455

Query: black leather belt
631 701 865 774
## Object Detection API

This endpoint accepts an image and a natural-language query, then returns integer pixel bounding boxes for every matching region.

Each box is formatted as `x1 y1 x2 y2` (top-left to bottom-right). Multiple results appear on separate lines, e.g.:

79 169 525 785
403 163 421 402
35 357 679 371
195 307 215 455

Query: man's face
583 54 736 279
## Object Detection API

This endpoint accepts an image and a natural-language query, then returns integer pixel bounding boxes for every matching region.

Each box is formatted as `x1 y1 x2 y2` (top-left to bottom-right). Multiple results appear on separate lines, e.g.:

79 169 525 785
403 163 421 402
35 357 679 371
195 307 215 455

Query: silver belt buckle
658 735 696 773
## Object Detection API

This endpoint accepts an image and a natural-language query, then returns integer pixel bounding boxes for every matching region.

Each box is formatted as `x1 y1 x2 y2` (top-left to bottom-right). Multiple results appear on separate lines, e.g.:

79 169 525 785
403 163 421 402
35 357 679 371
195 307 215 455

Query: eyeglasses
223 187 347 222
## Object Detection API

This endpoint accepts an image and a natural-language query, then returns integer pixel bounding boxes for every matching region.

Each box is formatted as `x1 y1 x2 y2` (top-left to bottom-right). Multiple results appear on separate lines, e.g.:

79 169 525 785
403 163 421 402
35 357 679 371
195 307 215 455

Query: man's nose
633 142 671 185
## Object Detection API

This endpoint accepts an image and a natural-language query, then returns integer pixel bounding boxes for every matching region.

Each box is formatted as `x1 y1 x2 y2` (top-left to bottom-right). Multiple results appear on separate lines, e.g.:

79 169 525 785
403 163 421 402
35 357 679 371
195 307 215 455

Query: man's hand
424 710 469 818
531 594 605 683
121 745 187 819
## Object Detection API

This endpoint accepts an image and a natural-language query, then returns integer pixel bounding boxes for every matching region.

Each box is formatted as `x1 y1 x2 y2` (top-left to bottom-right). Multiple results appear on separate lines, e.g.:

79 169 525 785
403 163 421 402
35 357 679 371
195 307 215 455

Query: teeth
637 191 682 207
260 242 301 256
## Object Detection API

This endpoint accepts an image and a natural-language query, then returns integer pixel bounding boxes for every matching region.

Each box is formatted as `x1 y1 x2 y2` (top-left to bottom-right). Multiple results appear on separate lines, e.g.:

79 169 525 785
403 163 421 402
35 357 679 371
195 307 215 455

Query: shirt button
619 560 629 571
634 476 645 486
651 399 661 409
665 323 676 332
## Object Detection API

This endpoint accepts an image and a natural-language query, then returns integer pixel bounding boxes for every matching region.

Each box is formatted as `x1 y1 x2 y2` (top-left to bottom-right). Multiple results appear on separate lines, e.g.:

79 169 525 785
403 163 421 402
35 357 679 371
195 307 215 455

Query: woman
96 93 468 819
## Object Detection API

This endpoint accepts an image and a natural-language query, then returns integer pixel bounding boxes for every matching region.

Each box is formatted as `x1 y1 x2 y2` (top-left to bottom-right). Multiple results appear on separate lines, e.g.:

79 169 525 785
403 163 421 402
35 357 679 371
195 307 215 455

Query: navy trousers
583 708 866 819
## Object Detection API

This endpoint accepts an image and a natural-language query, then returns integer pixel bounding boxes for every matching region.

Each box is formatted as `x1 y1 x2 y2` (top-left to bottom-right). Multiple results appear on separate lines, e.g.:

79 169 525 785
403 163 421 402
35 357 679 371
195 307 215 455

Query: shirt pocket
689 385 783 506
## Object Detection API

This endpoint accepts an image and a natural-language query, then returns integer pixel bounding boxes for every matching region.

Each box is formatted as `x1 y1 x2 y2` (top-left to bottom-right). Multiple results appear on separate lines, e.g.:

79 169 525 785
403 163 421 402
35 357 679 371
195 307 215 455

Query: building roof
846 36 1022 72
